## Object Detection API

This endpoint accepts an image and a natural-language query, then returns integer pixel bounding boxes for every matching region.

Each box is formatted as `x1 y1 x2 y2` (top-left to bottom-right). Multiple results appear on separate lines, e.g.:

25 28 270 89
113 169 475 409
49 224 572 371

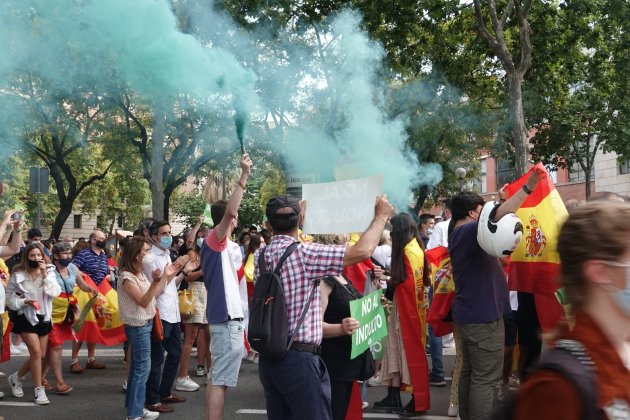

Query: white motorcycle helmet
477 201 524 257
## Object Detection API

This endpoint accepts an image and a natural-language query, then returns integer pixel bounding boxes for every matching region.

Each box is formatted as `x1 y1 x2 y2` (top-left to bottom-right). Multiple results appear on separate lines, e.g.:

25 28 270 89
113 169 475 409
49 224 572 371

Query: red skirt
48 321 74 348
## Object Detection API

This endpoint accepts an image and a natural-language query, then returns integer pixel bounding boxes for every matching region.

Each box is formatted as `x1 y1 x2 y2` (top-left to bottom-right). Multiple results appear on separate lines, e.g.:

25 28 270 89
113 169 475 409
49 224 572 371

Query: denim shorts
209 320 244 387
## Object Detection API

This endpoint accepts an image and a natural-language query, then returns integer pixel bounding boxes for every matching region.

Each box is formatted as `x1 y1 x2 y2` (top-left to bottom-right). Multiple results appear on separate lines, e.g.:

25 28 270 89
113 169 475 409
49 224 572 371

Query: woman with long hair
374 213 431 417
175 225 210 391
41 242 98 395
118 237 181 420
243 233 264 362
6 243 61 405
512 200 630 418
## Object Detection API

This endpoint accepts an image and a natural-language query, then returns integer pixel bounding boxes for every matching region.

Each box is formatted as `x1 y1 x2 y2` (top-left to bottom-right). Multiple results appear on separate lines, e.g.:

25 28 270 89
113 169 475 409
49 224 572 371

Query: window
117 215 125 228
473 159 488 193
73 214 82 229
568 162 594 182
620 159 630 175
496 158 515 189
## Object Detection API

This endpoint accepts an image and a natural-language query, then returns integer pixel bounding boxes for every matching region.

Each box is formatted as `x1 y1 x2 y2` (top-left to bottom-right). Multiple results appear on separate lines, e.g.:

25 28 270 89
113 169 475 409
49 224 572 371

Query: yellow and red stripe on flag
425 246 455 337
73 274 126 345
505 162 568 331
396 238 430 412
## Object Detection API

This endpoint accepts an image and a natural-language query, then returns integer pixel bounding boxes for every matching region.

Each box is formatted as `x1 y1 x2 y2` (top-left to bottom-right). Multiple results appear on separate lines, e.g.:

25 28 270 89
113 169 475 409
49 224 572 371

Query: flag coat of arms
425 246 454 337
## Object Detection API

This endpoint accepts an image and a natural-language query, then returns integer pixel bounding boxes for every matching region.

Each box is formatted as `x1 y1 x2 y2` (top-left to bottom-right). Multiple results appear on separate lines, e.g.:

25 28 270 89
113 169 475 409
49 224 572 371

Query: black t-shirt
320 275 364 382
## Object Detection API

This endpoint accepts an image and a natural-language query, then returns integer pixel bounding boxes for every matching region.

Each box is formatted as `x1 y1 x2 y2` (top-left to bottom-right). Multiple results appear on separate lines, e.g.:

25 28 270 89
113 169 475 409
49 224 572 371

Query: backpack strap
538 339 601 420
258 242 299 275
286 278 320 352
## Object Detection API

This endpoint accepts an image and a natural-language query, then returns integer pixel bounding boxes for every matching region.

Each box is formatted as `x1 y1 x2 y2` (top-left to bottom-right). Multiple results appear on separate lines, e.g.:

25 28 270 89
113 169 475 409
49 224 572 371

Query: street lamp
215 137 233 200
455 167 467 191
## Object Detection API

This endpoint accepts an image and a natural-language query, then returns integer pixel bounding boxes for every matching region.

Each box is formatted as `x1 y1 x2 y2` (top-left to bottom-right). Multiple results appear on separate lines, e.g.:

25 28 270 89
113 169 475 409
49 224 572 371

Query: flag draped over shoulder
425 246 454 337
396 238 430 412
506 162 568 331
74 274 126 345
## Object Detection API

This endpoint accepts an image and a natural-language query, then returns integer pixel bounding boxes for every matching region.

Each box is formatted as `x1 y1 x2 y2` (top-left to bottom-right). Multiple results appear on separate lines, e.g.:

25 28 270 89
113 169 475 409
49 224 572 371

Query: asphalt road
0 344 456 420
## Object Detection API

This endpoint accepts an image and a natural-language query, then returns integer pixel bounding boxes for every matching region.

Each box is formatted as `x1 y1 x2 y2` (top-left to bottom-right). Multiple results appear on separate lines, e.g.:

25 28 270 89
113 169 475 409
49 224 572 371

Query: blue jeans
146 320 182 404
125 320 153 419
428 286 444 379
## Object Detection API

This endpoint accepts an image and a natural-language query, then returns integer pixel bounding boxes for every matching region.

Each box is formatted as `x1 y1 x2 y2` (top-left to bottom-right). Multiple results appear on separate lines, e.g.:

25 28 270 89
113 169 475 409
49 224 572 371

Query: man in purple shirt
448 168 544 420
70 229 109 373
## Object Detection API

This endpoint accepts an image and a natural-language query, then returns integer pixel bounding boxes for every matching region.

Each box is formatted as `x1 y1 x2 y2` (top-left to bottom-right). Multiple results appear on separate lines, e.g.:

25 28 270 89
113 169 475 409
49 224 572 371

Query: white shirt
143 245 181 324
427 219 451 250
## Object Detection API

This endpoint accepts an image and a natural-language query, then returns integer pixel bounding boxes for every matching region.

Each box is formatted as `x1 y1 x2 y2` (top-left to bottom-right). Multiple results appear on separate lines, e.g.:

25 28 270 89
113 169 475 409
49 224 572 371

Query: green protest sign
349 289 388 359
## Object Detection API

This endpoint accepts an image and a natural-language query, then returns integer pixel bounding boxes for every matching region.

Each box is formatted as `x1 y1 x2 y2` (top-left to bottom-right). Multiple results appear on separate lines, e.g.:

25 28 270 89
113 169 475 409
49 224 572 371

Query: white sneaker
196 365 206 377
367 375 383 387
142 408 160 420
175 376 199 392
16 342 28 353
0 390 4 398
497 380 509 402
8 372 24 397
447 403 459 417
10 344 22 356
122 379 127 392
34 386 50 405
361 401 369 409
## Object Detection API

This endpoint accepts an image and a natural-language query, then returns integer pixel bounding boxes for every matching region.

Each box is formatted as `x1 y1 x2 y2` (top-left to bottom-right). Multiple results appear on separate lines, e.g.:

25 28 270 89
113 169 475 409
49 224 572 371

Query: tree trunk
150 108 166 220
413 185 430 214
584 170 592 198
507 73 530 177
163 184 175 223
50 202 73 241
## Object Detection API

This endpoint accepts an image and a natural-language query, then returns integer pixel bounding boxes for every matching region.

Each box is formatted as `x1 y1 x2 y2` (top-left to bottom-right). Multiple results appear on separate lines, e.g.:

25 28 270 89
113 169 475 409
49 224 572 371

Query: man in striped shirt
70 229 110 373
254 194 394 420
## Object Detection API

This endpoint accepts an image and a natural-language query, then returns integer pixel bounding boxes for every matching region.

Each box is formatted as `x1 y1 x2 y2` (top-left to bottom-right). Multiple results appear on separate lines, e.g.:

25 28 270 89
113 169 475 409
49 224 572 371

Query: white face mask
142 253 156 265
601 261 630 315
427 228 434 236
197 238 204 248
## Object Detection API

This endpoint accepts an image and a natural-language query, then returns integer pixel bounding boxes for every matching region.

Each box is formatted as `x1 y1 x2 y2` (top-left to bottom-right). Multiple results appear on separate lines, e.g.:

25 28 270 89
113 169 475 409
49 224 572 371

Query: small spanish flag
505 163 567 331
73 274 126 345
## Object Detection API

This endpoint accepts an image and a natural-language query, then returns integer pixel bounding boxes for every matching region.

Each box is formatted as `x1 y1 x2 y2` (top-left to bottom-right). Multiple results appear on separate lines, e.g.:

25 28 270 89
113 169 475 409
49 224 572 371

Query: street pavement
0 344 456 420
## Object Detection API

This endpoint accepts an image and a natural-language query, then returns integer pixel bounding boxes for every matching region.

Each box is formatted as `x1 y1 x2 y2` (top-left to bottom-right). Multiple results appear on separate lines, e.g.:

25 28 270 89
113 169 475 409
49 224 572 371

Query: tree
528 0 630 197
115 93 239 221
3 77 119 239
472 0 533 177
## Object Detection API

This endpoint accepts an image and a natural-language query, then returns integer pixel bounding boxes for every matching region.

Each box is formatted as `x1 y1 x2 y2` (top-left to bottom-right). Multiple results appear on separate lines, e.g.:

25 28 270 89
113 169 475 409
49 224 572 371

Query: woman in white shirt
6 243 61 405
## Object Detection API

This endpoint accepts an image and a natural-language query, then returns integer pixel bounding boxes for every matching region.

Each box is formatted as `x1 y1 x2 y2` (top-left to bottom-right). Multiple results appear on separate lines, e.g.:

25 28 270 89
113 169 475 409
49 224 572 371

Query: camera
11 212 21 221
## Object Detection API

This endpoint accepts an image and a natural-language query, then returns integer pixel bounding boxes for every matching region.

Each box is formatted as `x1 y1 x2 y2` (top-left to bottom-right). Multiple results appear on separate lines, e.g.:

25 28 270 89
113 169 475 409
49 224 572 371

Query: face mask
602 261 630 315
95 240 106 249
160 236 173 249
57 258 72 268
28 260 40 269
197 238 204 248
427 228 434 235
142 253 156 265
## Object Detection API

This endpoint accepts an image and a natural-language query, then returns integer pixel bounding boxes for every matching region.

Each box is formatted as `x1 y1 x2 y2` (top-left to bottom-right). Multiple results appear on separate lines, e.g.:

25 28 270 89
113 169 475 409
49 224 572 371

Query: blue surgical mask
160 235 173 249
196 238 204 248
602 261 630 315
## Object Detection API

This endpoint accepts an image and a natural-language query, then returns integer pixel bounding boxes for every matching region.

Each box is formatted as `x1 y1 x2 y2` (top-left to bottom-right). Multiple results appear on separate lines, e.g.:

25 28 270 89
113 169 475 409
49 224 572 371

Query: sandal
54 383 73 395
41 378 53 391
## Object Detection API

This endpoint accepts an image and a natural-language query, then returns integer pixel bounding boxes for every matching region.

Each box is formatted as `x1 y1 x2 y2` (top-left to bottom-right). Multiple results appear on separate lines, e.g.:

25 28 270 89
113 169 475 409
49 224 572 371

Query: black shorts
9 311 52 336
503 310 518 347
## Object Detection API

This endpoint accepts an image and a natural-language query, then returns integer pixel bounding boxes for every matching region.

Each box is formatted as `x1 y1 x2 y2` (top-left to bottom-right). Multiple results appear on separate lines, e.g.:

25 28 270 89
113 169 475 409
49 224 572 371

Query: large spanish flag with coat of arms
505 162 567 331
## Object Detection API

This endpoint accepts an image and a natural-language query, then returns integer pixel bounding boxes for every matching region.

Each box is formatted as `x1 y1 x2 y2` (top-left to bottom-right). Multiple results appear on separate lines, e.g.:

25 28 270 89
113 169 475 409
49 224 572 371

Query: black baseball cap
266 194 300 219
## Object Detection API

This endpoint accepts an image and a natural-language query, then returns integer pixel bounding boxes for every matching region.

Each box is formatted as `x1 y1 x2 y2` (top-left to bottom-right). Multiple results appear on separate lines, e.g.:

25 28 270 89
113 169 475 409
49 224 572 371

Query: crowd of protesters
1 156 630 420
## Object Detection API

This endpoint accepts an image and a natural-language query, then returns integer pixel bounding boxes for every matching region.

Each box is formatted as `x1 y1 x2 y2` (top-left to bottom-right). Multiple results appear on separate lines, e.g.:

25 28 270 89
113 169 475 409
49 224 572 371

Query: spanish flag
425 246 454 337
505 163 567 331
396 238 430 412
73 274 126 345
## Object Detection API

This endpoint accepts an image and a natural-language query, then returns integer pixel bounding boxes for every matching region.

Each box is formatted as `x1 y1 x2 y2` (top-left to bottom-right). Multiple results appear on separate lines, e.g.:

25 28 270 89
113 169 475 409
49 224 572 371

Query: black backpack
491 339 602 420
249 242 314 360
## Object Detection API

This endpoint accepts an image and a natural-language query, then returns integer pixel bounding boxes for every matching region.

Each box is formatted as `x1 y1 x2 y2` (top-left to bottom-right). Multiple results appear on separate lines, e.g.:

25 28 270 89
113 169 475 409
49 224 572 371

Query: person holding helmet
447 168 544 420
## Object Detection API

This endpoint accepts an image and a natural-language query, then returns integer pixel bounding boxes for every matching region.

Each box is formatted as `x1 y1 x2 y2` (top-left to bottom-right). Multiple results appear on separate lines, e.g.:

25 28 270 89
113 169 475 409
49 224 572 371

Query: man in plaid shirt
255 194 394 420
